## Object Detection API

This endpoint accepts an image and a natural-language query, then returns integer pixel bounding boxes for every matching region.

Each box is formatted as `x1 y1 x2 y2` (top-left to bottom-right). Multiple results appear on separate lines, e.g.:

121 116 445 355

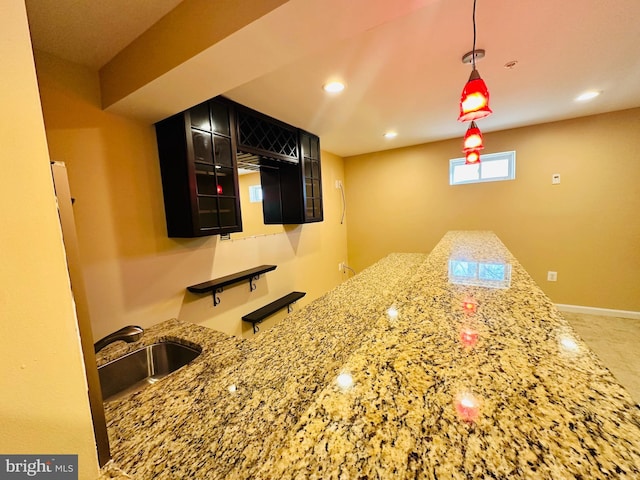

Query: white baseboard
556 304 640 320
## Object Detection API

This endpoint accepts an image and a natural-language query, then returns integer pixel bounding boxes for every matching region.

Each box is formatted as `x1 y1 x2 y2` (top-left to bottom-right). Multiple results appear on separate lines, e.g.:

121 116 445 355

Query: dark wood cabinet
155 98 242 237
155 95 322 234
299 130 323 222
259 130 323 224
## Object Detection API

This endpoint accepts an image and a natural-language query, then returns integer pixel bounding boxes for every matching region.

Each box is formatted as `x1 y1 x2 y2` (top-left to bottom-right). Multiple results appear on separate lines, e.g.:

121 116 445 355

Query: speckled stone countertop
98 232 640 479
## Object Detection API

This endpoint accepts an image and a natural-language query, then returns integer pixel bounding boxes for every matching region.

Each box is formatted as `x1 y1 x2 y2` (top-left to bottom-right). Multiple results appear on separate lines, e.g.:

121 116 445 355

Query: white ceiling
25 0 640 157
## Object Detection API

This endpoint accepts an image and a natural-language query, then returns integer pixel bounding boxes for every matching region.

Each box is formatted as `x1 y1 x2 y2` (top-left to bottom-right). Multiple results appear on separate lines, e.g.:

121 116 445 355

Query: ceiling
25 0 640 157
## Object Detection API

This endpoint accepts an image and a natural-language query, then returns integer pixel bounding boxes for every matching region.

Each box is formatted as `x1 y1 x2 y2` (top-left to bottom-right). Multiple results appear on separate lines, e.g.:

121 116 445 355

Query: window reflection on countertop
448 258 512 289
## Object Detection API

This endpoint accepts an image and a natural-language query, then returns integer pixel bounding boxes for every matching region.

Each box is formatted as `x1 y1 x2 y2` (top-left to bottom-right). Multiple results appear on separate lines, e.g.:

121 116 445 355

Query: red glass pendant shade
465 150 481 164
458 69 492 122
463 121 484 151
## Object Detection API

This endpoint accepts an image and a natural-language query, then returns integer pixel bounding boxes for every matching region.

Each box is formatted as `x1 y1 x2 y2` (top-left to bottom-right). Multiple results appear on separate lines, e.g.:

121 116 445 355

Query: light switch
552 174 561 184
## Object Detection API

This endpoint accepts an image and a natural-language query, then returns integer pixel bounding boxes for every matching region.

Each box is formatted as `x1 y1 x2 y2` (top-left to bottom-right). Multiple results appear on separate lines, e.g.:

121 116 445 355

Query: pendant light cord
472 0 477 70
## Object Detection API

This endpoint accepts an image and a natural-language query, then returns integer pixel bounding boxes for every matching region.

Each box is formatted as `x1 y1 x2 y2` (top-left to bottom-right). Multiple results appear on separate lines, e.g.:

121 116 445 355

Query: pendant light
465 150 481 165
463 121 484 151
458 0 492 122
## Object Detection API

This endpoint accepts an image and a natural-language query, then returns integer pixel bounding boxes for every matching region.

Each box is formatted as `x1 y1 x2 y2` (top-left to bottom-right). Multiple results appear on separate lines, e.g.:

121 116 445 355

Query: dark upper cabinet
259 130 323 224
155 95 322 235
155 98 242 237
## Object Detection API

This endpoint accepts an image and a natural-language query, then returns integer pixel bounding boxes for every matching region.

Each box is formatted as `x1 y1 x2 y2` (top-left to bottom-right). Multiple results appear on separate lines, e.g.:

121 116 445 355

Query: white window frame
449 150 516 185
248 184 263 203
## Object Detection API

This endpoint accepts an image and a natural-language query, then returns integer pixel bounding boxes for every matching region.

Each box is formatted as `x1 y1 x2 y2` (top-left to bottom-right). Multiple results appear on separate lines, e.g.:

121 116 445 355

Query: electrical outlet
338 262 344 272
552 174 561 184
335 180 343 189
547 271 558 282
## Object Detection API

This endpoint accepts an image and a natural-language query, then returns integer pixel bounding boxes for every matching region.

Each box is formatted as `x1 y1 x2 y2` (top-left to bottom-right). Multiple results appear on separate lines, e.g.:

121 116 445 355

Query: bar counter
98 231 640 479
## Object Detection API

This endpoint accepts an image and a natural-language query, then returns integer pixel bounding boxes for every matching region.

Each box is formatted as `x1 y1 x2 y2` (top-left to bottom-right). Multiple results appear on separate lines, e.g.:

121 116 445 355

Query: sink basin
98 341 201 401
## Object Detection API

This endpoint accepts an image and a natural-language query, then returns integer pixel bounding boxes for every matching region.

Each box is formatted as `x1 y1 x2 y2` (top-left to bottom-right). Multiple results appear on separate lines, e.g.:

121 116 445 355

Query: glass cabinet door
189 99 241 235
300 132 323 222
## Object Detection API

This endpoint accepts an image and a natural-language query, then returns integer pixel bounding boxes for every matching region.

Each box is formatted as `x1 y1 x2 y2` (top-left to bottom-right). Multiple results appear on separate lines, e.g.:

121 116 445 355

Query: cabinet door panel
197 197 220 228
311 179 320 197
305 198 315 218
195 164 218 195
218 197 239 227
210 101 230 135
190 102 211 131
215 167 236 195
309 136 319 159
213 136 232 167
310 159 320 179
300 134 311 158
192 131 213 163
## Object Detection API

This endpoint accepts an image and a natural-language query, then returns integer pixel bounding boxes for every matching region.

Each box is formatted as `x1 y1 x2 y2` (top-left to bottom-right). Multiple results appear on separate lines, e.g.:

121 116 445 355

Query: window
449 150 516 185
248 185 263 203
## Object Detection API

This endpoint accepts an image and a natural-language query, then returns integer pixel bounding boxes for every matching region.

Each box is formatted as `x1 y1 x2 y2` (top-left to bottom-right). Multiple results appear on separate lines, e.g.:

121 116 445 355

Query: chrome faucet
94 325 144 353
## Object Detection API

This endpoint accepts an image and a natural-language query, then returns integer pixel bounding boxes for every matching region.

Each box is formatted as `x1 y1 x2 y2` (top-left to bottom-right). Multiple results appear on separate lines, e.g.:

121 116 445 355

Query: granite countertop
98 231 640 479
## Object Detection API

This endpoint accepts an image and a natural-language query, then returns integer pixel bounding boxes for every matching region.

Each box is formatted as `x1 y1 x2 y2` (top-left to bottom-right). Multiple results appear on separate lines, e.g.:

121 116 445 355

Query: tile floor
562 312 640 404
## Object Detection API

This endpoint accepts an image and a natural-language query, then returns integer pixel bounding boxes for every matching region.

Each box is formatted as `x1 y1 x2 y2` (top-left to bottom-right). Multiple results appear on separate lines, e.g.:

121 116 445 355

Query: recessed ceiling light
323 81 345 93
383 131 397 139
575 90 601 102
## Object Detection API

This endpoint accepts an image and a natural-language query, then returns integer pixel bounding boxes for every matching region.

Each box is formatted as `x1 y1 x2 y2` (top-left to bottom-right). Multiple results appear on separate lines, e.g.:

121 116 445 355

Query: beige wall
35 51 348 340
235 171 284 239
0 3 98 479
344 108 640 312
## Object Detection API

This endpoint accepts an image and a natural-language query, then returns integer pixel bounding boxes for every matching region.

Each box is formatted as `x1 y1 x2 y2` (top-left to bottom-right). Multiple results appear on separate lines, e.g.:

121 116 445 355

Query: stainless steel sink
98 341 201 401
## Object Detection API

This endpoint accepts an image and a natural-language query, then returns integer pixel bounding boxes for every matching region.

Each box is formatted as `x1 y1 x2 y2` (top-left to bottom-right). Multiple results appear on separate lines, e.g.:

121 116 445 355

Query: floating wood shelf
242 291 306 333
187 265 277 306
